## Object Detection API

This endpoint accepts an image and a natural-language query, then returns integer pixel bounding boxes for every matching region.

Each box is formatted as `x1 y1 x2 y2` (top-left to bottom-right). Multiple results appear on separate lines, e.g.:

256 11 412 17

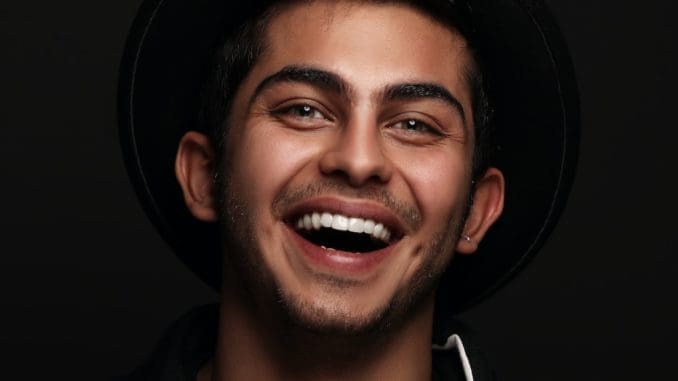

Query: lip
284 224 398 276
281 196 407 276
282 196 408 237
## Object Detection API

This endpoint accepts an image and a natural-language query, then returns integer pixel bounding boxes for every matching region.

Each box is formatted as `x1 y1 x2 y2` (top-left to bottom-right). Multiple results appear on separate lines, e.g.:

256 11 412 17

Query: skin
175 2 505 380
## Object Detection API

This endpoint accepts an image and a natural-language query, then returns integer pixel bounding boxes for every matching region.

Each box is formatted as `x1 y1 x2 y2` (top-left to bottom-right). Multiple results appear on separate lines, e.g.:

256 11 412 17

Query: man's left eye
391 119 435 134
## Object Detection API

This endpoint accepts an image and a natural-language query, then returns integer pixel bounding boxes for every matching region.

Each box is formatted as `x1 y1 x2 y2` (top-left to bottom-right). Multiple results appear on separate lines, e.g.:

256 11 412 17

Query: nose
318 116 393 187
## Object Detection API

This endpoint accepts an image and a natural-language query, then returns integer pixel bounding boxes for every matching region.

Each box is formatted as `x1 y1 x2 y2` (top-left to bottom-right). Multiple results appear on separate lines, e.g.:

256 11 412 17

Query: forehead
254 1 474 103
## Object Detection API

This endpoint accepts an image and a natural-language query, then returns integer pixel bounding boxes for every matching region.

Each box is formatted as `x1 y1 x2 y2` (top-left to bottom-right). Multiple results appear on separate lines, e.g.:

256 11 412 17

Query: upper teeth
295 212 392 243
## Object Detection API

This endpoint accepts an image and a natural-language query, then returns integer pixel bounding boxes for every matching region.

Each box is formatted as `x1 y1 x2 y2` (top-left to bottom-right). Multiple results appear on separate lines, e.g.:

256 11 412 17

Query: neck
199 283 435 381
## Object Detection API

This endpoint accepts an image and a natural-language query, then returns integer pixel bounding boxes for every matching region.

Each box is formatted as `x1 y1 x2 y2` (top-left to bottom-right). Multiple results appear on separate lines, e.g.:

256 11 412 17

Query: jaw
218 201 460 347
271 223 445 338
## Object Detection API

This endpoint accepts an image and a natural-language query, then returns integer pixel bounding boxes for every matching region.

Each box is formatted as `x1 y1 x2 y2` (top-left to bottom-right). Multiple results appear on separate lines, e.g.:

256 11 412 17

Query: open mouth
290 212 400 253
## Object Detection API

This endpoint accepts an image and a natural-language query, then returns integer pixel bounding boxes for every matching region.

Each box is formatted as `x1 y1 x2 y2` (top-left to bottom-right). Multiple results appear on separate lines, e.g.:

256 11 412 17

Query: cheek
394 150 470 225
225 124 322 214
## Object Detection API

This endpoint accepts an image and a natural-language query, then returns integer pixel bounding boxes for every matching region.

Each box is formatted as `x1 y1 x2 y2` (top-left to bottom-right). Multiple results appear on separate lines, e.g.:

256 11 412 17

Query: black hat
118 0 580 320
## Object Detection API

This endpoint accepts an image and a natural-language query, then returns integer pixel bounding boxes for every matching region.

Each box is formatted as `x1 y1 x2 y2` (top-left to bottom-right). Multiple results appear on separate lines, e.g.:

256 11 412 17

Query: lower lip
285 225 397 275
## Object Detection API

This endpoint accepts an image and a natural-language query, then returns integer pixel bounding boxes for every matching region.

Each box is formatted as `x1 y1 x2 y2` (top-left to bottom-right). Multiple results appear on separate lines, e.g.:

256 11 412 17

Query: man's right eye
279 104 327 120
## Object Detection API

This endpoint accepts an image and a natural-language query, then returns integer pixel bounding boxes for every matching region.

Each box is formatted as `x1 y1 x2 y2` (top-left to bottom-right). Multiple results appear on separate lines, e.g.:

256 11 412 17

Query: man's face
220 2 478 333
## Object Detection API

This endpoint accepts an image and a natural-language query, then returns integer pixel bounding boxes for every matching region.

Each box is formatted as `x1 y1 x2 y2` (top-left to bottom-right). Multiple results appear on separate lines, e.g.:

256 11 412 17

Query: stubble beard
218 177 467 338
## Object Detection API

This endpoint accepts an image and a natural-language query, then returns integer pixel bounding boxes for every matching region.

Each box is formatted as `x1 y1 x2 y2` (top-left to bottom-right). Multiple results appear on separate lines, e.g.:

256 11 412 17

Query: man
118 0 579 380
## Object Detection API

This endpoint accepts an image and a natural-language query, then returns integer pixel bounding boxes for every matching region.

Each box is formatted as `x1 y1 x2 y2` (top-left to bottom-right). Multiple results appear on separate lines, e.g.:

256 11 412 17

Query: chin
274 259 443 337
276 287 396 336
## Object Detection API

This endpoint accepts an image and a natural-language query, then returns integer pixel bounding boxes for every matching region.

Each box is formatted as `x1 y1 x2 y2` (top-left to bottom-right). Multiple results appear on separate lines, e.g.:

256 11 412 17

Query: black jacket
119 304 494 381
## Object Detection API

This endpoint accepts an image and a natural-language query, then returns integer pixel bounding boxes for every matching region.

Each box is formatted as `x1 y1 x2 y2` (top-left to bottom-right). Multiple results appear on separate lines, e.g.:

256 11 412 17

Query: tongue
301 228 387 253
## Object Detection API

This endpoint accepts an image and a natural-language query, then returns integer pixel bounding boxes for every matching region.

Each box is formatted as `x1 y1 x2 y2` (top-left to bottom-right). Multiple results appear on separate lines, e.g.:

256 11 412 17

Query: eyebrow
250 65 466 124
250 65 352 105
384 83 467 124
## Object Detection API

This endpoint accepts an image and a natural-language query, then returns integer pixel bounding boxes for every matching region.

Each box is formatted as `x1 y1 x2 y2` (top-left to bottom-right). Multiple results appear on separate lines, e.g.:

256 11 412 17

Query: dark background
2 0 676 379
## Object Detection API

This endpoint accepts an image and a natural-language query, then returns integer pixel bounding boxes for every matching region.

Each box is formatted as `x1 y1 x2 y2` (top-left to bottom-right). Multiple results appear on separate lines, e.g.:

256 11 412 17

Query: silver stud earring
462 234 471 242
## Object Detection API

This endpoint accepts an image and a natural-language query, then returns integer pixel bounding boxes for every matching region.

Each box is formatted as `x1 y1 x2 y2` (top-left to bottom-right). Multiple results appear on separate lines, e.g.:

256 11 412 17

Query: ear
175 131 219 222
456 167 505 255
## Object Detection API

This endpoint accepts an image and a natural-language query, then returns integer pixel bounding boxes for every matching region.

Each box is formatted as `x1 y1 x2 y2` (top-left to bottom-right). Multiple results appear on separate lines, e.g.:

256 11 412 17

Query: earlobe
456 167 505 255
175 131 219 222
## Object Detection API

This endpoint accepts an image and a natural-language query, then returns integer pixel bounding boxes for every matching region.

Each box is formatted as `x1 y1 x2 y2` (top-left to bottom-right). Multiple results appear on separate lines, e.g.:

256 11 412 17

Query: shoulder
432 318 497 381
114 304 218 381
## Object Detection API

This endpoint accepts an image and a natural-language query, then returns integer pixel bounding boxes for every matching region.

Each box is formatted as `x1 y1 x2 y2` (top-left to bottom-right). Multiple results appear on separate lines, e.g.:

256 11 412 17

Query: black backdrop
1 1 676 379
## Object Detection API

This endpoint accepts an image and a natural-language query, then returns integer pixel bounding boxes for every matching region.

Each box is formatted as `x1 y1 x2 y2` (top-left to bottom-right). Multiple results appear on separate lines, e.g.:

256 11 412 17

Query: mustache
272 179 422 232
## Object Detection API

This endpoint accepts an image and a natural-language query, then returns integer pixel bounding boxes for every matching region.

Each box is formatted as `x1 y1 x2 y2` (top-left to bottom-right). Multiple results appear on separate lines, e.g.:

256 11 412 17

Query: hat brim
118 0 579 317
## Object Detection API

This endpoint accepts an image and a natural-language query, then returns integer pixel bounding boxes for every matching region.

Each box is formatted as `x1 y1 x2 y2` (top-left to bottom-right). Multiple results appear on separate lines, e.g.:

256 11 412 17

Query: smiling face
177 1 504 335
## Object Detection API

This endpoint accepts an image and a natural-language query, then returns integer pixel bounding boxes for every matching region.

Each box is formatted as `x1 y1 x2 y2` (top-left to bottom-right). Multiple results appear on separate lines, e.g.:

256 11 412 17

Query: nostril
318 146 393 186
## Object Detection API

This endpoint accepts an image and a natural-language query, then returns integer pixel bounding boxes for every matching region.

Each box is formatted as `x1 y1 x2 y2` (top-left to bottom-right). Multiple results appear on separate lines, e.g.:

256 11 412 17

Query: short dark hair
199 0 493 180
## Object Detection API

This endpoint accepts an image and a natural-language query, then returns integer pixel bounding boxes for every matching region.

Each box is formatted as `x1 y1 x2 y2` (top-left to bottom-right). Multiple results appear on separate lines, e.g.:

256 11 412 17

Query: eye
280 104 327 120
390 119 437 134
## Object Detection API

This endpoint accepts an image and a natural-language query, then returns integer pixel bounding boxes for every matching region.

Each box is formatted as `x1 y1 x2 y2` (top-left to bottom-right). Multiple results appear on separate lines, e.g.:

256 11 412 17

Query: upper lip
282 196 408 239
